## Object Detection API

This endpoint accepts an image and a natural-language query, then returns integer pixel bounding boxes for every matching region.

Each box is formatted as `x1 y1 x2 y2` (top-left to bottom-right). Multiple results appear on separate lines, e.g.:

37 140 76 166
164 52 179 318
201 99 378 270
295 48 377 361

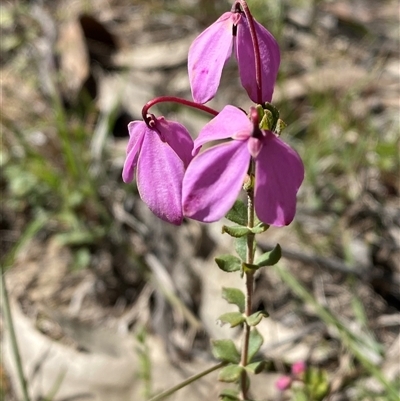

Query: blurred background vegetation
1 0 399 400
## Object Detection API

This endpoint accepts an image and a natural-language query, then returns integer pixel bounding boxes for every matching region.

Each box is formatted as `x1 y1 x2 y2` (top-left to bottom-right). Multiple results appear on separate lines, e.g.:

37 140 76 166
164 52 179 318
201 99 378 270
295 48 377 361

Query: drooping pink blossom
188 11 280 104
122 117 194 225
182 105 304 227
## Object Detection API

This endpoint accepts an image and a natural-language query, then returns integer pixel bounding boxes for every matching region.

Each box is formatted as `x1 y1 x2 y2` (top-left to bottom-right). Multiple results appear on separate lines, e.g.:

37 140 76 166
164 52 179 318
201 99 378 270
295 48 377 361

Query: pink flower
182 105 304 226
275 375 292 391
291 361 306 377
188 11 280 104
122 117 194 225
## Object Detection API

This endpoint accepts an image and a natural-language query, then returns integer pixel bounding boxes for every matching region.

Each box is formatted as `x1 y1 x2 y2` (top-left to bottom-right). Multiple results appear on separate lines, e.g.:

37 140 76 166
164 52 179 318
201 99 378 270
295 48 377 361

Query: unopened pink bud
291 361 306 376
275 375 292 391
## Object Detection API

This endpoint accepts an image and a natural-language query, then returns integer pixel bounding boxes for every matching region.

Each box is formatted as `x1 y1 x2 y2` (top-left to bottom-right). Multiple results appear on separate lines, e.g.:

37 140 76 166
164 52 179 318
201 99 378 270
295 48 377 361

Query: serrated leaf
218 312 245 328
245 361 266 374
211 339 241 364
222 225 250 238
215 255 242 273
254 244 281 267
225 200 247 226
218 364 244 383
247 329 263 363
246 311 269 326
219 388 240 401
250 222 269 234
222 287 245 313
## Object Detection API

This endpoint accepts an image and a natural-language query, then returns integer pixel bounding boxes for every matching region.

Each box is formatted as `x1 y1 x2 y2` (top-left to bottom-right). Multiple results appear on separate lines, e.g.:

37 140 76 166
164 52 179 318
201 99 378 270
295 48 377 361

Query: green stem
147 362 226 401
1 268 31 401
240 176 256 400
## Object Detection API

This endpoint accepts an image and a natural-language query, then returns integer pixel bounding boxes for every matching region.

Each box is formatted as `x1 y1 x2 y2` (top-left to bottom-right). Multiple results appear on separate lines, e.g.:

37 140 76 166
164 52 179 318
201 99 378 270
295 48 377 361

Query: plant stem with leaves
239 175 256 400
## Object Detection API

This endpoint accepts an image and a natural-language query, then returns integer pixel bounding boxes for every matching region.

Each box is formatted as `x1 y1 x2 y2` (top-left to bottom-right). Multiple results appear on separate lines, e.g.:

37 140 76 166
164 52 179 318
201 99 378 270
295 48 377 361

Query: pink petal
254 132 304 226
183 140 250 222
156 117 194 168
188 12 237 104
137 131 185 225
236 16 280 103
122 121 146 183
193 105 252 153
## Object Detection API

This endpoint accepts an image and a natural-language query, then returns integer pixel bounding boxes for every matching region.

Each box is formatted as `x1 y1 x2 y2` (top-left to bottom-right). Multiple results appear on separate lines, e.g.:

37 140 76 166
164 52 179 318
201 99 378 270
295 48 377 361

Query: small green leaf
250 222 269 234
220 389 239 397
219 388 240 401
245 361 266 375
218 364 244 383
275 119 287 135
222 225 250 238
246 311 269 326
218 312 245 328
254 244 281 267
260 109 274 131
235 236 247 261
313 382 330 401
234 236 256 262
254 211 261 226
211 339 241 364
263 102 280 128
243 174 254 191
247 329 263 363
304 368 330 401
222 287 245 313
225 200 247 226
242 262 261 272
304 366 317 384
215 255 242 273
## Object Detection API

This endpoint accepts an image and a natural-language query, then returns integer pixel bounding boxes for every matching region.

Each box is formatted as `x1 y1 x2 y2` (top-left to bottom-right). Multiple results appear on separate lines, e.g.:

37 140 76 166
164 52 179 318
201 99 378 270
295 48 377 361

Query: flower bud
291 360 306 377
275 375 292 391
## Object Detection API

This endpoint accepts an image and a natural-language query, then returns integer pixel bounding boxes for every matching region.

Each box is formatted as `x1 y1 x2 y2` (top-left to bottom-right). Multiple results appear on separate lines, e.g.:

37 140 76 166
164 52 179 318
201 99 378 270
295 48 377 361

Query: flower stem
240 167 256 400
142 96 219 124
147 362 226 401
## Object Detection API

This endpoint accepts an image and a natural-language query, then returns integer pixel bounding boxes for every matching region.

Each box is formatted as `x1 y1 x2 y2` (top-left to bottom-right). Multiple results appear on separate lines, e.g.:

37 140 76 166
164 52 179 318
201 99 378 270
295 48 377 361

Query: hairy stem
240 173 256 400
147 362 226 401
